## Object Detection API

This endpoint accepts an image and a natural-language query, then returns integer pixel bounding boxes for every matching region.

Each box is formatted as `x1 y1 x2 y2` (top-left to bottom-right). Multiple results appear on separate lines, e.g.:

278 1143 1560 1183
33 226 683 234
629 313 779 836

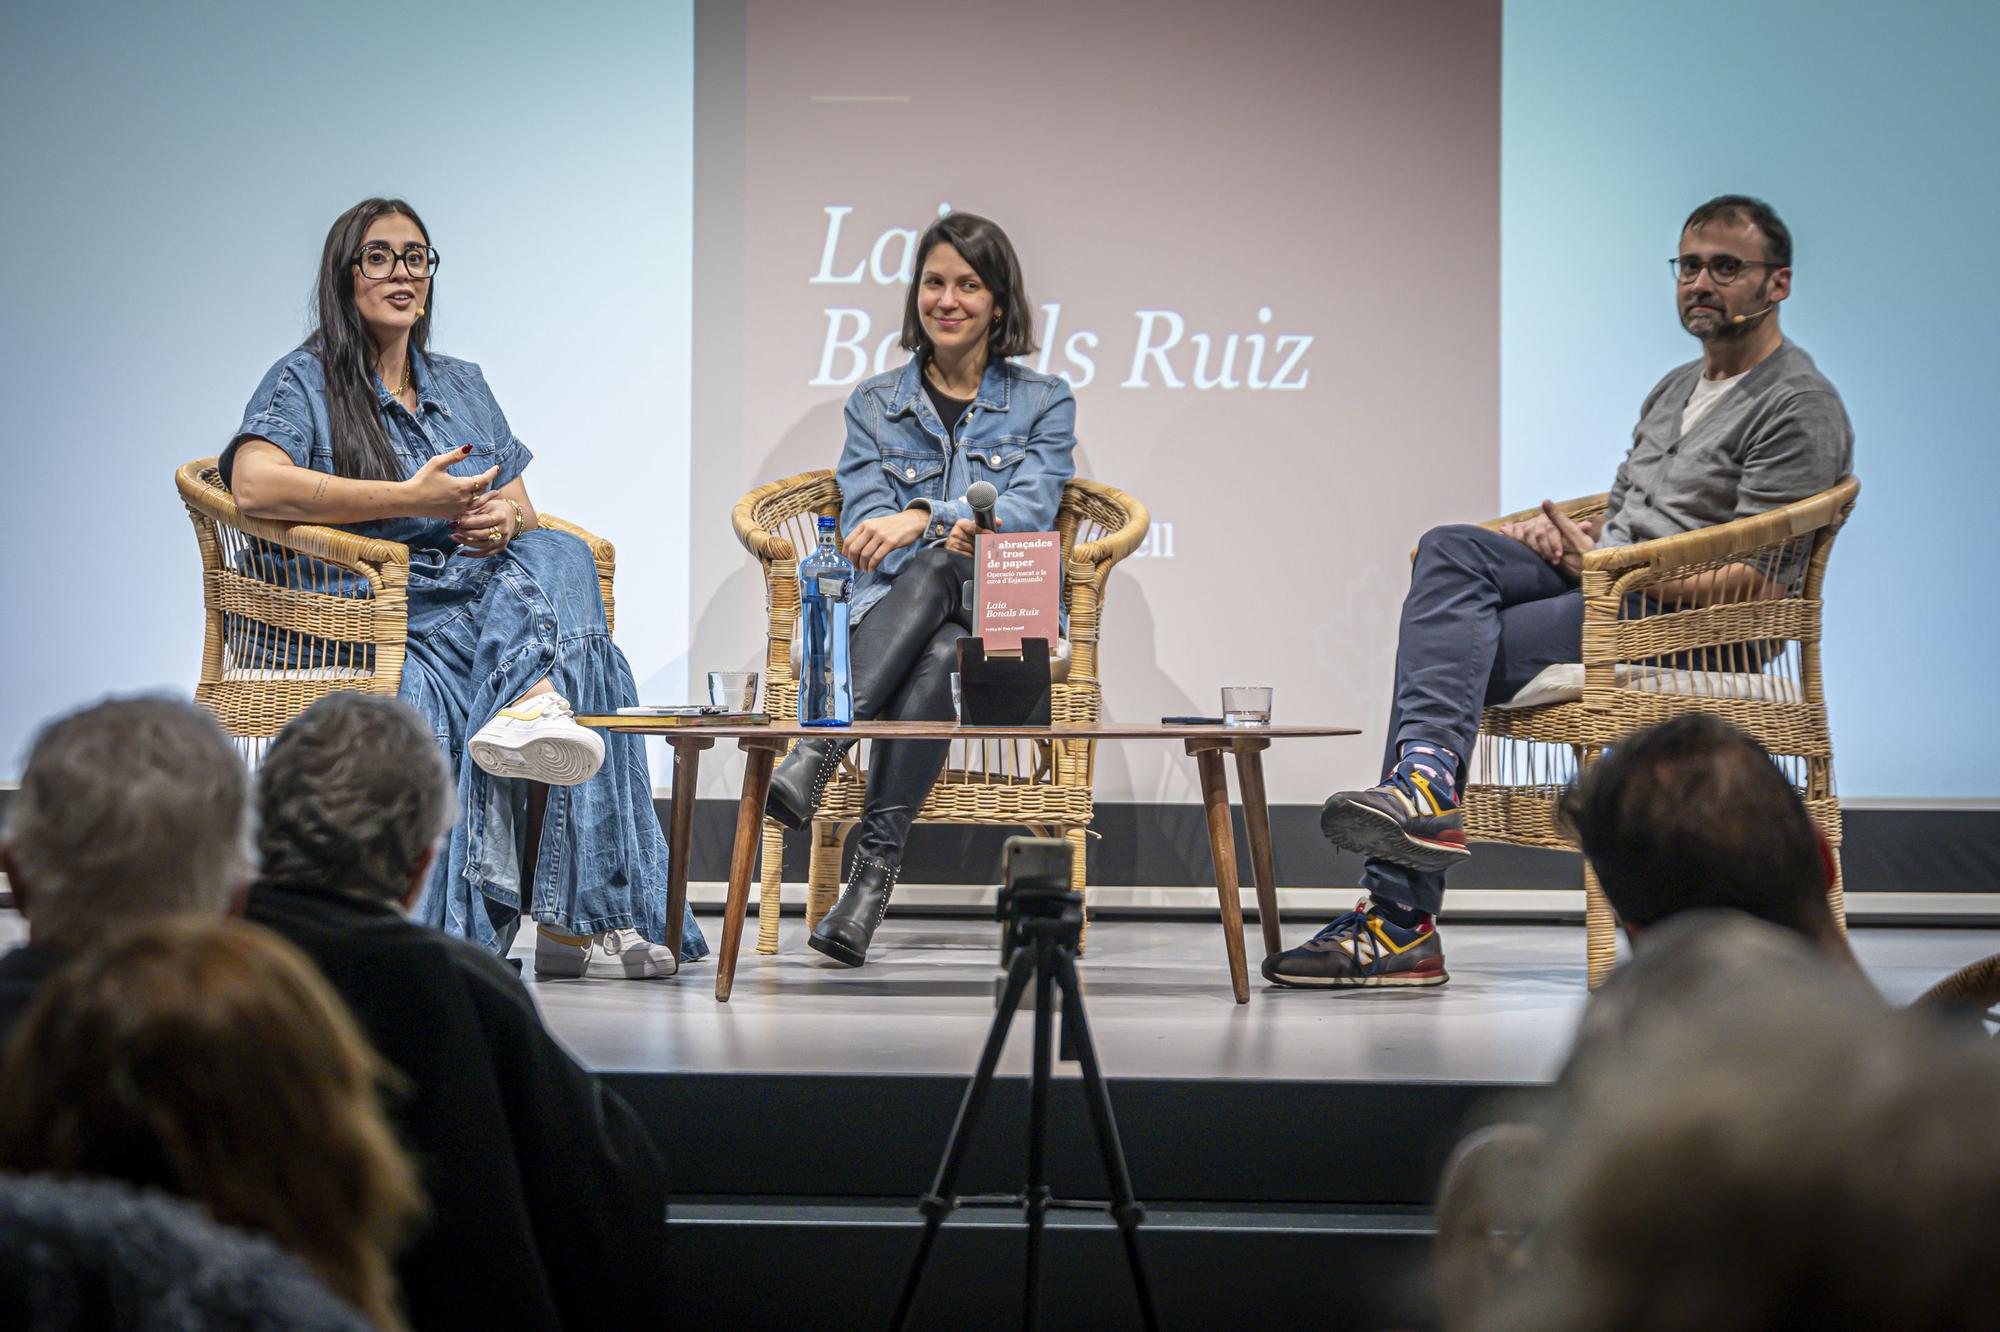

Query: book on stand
974 530 1061 652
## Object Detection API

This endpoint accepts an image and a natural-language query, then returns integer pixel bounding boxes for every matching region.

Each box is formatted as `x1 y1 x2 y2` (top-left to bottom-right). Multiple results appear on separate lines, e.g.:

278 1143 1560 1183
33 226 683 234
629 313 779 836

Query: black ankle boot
807 856 899 967
765 737 852 831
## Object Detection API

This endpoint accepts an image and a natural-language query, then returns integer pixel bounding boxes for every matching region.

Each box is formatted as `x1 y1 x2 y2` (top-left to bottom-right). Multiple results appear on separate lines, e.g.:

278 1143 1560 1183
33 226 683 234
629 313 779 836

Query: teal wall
1503 0 1999 797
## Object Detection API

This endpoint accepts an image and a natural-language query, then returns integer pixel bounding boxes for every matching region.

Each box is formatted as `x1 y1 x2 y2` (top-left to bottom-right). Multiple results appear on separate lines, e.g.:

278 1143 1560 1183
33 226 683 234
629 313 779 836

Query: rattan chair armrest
537 512 614 565
1482 492 1611 533
1579 476 1860 577
733 480 805 563
1070 484 1152 568
175 460 408 571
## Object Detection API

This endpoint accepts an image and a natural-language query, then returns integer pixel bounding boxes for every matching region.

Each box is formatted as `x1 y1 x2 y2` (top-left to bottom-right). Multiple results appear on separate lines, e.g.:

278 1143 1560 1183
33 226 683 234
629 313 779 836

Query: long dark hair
309 198 433 482
899 212 1039 359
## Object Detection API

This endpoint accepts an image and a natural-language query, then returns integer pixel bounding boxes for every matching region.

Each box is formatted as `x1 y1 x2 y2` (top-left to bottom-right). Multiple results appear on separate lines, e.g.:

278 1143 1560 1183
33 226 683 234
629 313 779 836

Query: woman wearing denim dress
225 198 706 979
764 212 1077 966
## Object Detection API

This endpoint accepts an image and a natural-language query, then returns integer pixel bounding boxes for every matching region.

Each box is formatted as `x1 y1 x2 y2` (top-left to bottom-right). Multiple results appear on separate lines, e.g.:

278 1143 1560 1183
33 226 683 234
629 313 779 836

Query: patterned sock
1393 742 1459 805
1369 896 1433 931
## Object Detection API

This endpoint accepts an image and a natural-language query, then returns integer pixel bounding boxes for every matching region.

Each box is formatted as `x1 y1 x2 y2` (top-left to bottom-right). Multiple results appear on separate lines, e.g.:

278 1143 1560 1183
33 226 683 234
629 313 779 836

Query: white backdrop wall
0 0 696 779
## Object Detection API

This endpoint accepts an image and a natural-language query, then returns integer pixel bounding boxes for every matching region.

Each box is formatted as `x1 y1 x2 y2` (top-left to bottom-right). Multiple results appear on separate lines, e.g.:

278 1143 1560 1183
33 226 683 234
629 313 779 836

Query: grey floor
507 913 2000 1084
3 906 1989 1085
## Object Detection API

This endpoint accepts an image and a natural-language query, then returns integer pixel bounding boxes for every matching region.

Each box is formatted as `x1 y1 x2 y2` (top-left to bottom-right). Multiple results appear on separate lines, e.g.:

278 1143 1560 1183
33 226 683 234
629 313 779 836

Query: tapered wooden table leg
1232 739 1281 958
1189 740 1250 1004
665 736 713 960
718 739 784 1002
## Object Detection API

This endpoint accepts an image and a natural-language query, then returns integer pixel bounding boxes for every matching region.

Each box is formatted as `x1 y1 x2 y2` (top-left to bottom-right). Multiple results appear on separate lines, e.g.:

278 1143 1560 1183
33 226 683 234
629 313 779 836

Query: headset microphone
416 307 426 317
1730 304 1775 325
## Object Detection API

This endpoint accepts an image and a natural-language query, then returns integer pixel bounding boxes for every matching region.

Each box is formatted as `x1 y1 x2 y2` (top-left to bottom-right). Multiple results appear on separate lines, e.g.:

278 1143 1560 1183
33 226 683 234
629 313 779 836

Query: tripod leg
890 946 1037 1332
1024 936 1057 1332
1056 949 1161 1332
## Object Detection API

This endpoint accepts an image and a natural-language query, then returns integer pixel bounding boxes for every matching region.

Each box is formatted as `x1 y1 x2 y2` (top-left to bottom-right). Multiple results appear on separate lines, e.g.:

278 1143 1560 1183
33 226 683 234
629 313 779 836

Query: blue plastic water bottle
799 516 853 726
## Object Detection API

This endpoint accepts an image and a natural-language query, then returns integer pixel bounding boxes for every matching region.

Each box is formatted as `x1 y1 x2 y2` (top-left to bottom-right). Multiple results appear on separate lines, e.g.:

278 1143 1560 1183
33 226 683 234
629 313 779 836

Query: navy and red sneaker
1261 900 1449 989
1318 771 1469 873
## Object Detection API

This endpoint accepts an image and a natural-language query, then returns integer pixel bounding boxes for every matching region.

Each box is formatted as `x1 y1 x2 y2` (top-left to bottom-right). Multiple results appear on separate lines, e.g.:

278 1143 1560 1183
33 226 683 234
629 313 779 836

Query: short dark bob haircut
1683 194 1792 269
899 212 1039 359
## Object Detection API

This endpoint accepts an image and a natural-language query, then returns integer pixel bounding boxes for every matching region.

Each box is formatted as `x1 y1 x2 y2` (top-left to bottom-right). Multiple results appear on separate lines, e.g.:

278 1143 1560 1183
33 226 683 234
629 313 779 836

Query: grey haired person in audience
0 695 253 1041
241 691 675 1332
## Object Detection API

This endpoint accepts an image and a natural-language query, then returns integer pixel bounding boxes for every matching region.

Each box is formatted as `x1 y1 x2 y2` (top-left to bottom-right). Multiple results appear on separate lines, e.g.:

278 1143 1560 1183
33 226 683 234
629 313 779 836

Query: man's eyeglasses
1670 254 1780 286
354 245 440 281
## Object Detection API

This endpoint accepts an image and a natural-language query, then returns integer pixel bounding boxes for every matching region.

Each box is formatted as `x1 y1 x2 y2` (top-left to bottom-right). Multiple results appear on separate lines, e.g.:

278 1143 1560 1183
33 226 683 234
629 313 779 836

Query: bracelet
501 498 527 539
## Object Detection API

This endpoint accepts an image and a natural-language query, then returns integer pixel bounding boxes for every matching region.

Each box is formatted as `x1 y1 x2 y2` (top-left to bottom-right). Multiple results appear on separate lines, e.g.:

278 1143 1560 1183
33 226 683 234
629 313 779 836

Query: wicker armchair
1463 476 1860 988
176 457 615 760
732 470 1150 952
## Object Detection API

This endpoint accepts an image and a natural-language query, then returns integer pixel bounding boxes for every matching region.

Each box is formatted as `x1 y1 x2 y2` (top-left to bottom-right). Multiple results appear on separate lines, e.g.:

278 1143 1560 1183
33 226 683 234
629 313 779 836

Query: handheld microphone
968 480 999 532
1730 304 1775 325
961 482 1000 616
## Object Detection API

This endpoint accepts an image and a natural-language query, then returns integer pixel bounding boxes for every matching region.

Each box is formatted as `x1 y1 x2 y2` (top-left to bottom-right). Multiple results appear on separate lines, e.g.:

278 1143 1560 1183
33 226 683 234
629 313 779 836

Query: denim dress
228 347 707 960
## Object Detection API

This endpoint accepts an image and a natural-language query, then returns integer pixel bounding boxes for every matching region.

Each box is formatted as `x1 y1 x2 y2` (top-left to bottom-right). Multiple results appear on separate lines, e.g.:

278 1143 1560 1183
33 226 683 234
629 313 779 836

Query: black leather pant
847 546 973 865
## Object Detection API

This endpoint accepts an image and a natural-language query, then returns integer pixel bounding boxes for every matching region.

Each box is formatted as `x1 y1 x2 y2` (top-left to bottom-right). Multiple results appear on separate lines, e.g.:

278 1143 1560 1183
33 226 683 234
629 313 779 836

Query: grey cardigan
1599 338 1854 549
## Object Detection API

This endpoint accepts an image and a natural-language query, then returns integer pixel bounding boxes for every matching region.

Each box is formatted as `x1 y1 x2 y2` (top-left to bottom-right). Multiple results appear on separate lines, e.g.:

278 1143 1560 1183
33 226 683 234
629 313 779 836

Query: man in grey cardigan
1267 194 1855 990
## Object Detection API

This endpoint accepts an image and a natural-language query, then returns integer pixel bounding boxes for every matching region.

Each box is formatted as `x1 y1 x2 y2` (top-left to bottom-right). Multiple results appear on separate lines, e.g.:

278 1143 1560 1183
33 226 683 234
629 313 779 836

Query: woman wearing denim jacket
224 198 706 979
765 212 1077 966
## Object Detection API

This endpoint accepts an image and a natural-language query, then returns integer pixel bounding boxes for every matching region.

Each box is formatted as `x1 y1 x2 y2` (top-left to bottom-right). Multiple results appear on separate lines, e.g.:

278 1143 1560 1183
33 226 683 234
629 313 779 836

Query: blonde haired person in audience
0 918 424 1330
0 696 252 1042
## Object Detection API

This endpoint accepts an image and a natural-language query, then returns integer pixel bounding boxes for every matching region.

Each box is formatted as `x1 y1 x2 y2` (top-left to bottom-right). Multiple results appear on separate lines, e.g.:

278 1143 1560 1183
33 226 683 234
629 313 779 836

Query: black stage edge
622 1068 1503 1329
669 797 2000 896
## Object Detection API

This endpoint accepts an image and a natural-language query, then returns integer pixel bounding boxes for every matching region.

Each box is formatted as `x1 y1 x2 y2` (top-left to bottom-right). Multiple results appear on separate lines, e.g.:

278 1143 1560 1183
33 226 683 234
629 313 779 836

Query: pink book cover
975 531 1061 653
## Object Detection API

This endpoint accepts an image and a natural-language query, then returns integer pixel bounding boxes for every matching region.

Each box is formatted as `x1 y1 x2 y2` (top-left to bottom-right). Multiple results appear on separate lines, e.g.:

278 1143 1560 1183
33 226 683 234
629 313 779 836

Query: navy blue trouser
1361 524 1583 914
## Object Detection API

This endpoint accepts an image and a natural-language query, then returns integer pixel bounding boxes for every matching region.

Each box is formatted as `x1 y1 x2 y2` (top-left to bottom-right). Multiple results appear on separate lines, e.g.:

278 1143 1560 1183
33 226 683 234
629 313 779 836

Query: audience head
900 211 1039 360
255 693 454 905
1559 714 1835 942
1470 976 2000 1331
1 696 253 953
0 918 423 1329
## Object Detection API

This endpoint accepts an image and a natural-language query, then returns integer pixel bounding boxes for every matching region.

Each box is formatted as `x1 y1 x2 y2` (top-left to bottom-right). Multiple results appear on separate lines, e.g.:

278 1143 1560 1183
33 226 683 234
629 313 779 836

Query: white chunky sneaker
533 926 592 979
591 928 679 979
468 693 604 786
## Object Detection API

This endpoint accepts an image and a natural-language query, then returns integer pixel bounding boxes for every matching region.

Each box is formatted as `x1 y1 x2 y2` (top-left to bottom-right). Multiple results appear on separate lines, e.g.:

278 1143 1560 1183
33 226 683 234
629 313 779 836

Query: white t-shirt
1681 369 1751 434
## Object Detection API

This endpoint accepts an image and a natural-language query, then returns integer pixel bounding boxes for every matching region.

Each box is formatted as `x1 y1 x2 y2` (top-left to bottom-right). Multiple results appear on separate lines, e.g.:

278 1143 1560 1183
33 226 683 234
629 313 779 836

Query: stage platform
3 905 1988 1327
520 911 1994 1330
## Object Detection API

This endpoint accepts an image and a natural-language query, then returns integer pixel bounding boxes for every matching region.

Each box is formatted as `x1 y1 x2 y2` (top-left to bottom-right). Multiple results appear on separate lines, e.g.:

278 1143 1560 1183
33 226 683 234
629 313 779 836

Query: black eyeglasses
354 245 440 280
1670 254 1780 285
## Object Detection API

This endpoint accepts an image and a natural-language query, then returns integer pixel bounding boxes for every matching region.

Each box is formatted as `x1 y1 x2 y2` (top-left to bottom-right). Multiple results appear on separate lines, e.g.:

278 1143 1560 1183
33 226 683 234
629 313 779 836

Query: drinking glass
707 671 759 711
1221 686 1273 728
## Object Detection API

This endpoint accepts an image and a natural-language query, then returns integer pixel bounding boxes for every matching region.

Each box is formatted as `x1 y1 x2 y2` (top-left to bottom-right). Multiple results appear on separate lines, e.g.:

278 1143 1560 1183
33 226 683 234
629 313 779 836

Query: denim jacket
837 356 1077 622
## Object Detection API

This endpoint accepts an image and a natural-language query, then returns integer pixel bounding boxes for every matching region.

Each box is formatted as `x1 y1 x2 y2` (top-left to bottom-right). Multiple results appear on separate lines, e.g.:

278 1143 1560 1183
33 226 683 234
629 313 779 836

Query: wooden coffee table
581 719 1358 1003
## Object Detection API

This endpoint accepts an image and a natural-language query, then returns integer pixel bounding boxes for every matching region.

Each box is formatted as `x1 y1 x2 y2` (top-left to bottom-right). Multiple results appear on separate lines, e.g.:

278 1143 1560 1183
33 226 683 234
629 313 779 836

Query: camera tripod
890 880 1159 1331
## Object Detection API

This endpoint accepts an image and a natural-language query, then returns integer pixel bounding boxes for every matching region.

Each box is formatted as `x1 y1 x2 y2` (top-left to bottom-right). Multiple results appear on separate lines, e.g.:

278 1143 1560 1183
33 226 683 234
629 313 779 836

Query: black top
243 882 671 1332
922 373 974 438
0 942 65 1046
